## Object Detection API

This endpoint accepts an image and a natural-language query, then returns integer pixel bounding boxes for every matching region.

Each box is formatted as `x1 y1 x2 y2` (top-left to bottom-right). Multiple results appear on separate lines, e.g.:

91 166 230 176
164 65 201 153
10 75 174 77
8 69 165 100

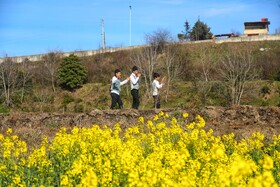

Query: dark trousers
131 89 140 109
153 95 160 109
110 93 123 109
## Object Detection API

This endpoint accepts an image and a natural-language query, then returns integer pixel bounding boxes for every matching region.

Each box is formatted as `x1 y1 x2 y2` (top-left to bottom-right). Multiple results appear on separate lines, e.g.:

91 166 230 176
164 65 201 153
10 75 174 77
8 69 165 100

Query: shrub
57 54 88 91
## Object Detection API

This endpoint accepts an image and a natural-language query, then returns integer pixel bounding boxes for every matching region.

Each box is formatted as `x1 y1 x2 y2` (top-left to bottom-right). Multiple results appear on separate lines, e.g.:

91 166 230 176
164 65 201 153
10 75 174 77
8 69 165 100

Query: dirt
0 105 279 148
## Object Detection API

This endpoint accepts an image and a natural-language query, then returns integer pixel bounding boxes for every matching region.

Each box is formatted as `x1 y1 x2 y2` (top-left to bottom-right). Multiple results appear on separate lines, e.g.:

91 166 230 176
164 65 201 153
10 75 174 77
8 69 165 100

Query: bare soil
0 105 279 148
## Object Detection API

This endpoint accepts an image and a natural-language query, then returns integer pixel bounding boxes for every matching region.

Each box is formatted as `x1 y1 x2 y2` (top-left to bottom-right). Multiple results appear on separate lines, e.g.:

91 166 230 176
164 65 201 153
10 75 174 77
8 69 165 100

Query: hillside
0 40 279 148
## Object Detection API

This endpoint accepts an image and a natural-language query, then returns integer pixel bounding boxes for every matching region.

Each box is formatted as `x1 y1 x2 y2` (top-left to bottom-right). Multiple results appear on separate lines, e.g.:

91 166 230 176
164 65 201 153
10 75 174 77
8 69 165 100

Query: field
0 111 279 186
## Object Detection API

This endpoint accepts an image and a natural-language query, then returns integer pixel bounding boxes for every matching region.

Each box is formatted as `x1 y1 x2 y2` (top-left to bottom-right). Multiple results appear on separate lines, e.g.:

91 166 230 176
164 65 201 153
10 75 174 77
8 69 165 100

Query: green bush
58 54 88 91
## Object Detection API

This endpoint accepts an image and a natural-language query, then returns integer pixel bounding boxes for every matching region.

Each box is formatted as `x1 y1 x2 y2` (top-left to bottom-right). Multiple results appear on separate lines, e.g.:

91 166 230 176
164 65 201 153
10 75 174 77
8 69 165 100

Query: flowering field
0 112 279 186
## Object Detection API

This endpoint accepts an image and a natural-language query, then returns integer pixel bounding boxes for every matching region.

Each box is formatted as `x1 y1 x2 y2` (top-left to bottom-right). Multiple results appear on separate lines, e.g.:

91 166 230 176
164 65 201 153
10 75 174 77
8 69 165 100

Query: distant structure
102 19 106 49
244 18 270 36
213 33 238 39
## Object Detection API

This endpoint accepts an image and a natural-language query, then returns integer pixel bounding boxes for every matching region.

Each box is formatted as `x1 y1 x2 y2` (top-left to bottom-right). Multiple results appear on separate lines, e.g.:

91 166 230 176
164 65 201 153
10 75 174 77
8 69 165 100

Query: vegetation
178 18 213 41
0 112 279 186
57 54 88 91
0 40 279 113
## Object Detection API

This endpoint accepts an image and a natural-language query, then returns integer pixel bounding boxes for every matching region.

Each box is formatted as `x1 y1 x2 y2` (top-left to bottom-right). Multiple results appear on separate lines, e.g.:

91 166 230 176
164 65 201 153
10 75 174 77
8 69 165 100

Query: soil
0 105 279 148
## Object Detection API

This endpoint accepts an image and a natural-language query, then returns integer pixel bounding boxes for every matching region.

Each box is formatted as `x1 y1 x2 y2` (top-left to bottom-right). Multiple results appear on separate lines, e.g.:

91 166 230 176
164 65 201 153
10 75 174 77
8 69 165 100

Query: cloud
206 5 246 17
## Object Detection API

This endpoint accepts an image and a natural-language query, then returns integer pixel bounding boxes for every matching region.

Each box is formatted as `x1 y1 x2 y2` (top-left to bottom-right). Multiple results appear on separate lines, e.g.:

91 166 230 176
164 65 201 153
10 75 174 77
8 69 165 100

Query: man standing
110 69 130 109
130 66 141 109
152 72 165 109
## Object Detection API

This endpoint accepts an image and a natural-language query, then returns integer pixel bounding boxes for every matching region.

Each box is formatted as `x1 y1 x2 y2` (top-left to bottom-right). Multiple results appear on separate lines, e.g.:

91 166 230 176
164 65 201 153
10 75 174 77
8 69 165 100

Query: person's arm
120 79 129 85
155 80 163 89
120 76 130 85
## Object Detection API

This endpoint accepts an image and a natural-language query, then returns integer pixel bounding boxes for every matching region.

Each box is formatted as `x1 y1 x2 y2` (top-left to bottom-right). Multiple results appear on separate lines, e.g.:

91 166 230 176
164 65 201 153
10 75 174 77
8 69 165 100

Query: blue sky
1 0 279 57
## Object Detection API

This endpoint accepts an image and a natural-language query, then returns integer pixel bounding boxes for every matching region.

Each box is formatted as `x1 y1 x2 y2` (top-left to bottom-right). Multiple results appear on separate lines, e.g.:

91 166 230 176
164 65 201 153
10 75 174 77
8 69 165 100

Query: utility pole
102 19 106 49
129 5 132 46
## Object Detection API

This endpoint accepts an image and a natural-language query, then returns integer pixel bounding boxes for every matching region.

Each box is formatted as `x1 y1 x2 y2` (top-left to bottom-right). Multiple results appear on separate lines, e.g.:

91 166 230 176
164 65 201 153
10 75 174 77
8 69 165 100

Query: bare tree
159 43 183 102
42 51 62 92
131 46 158 101
130 29 173 107
17 58 33 103
32 88 54 112
0 55 19 106
191 44 218 105
218 47 258 105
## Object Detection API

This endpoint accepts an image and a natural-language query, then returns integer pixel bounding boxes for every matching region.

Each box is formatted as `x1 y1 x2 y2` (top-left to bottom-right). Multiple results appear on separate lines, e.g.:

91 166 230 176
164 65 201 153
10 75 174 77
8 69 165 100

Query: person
152 72 165 109
110 69 130 109
130 66 141 109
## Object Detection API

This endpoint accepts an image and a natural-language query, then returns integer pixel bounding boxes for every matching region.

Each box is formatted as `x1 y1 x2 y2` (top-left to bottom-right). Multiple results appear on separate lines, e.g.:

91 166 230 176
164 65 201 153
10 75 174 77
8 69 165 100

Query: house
244 18 270 36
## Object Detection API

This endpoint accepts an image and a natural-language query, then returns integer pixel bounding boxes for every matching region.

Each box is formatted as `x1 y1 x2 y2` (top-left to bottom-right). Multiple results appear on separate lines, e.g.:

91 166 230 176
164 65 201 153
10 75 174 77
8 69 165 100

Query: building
244 18 270 36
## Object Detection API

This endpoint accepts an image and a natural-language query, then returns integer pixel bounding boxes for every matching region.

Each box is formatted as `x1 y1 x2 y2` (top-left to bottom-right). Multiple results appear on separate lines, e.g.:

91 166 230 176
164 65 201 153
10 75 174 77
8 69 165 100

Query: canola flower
0 112 279 186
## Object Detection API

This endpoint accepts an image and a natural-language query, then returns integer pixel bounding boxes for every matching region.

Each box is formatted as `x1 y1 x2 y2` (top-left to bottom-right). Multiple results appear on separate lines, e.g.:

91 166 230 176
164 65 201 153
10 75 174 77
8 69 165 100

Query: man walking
110 69 130 109
130 66 141 109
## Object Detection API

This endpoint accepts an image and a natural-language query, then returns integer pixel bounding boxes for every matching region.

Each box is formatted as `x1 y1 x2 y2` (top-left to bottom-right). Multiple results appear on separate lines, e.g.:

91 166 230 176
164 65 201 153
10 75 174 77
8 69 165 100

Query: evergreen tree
178 19 191 41
57 54 87 91
184 19 191 39
190 18 213 41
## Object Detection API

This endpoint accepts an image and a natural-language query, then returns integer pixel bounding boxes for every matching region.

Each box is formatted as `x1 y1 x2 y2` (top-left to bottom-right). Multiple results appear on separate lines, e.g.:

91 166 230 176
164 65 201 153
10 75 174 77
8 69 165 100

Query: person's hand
138 73 141 77
161 76 166 84
127 77 130 81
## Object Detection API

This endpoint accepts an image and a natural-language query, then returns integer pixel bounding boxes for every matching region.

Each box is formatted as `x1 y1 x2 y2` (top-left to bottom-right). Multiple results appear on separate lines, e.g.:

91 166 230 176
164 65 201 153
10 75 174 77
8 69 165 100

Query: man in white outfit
130 66 141 109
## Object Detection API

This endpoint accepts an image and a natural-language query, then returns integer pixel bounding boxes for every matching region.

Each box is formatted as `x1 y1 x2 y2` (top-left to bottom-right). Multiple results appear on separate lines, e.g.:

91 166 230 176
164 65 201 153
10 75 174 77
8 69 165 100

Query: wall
1 34 279 63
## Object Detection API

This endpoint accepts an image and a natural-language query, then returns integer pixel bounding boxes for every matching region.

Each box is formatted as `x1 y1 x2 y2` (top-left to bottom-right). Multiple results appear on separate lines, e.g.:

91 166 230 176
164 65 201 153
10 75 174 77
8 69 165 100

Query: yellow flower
182 112 189 119
153 115 159 121
6 128 12 134
172 117 177 125
12 175 21 185
60 175 69 186
263 155 274 170
138 116 145 123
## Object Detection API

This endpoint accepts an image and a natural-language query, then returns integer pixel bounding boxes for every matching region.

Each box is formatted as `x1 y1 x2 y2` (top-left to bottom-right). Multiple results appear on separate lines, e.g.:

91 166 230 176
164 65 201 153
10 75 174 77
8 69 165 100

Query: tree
145 29 173 54
57 54 87 91
191 44 218 105
218 46 258 105
17 58 33 103
178 19 191 41
42 51 62 92
0 55 19 106
190 18 213 41
131 29 172 106
159 43 183 102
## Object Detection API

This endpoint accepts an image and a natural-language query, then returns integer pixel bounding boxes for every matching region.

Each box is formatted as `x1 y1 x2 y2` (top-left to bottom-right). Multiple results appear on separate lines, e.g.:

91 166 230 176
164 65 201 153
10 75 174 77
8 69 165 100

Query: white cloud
206 5 246 17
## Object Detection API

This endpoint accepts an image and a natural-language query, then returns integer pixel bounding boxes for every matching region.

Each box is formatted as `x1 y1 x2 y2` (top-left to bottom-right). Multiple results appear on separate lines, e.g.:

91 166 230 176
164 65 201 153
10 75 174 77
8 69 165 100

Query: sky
0 0 279 57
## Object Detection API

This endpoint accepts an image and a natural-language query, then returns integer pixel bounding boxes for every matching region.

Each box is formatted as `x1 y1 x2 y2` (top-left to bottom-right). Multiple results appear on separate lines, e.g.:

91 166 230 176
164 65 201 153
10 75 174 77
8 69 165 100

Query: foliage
178 19 191 41
57 54 88 91
61 93 75 112
0 113 279 186
0 104 9 114
189 18 213 41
